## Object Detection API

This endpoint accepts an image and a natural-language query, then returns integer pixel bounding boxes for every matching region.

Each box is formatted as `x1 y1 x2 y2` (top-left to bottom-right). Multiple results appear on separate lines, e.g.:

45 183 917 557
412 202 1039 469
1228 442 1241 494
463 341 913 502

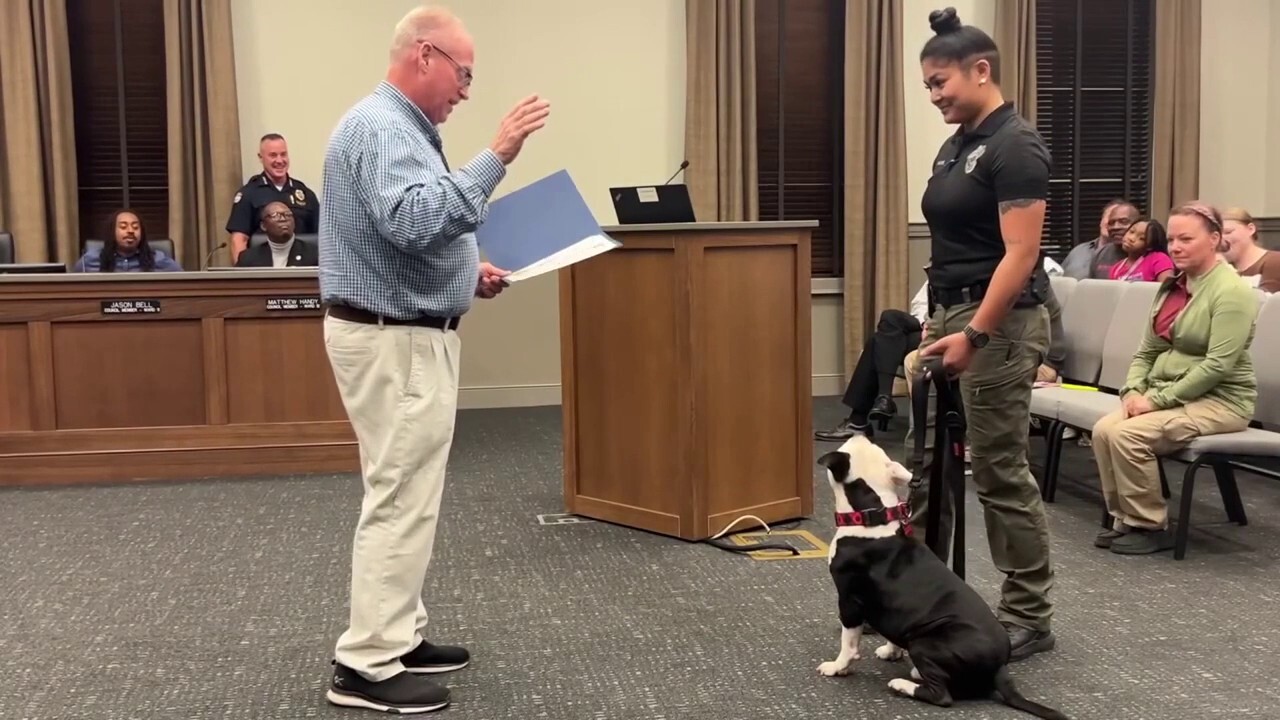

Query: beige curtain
0 0 79 264
165 0 242 269
1151 0 1201 217
993 0 1036 121
842 0 908 377
684 0 759 222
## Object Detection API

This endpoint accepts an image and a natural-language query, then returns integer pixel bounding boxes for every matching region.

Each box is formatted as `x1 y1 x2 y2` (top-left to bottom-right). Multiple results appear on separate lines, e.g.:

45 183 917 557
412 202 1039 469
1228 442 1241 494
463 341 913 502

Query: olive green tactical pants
905 301 1054 632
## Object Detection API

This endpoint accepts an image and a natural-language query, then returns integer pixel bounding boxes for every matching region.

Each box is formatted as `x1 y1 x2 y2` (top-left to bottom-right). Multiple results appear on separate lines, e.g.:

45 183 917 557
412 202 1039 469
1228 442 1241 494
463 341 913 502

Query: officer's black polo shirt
226 173 321 236
921 102 1051 289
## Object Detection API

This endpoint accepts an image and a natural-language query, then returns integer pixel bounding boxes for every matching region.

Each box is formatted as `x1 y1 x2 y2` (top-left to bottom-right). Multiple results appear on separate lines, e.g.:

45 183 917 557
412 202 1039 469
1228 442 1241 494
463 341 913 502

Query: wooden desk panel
224 317 347 424
0 271 358 486
51 320 207 429
0 324 32 431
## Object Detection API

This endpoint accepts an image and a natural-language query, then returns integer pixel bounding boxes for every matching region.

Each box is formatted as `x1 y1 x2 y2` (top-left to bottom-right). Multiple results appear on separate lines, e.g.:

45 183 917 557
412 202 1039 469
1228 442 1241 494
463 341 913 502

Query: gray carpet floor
3 398 1280 719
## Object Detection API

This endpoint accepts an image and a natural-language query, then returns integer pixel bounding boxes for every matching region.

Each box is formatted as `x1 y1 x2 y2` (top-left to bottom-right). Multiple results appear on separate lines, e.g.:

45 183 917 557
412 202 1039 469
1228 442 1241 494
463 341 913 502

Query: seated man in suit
235 201 318 268
73 209 182 272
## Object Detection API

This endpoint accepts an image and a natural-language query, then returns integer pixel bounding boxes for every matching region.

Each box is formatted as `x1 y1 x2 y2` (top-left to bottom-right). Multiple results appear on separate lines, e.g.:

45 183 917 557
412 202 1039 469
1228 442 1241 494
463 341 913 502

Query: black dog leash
908 355 968 579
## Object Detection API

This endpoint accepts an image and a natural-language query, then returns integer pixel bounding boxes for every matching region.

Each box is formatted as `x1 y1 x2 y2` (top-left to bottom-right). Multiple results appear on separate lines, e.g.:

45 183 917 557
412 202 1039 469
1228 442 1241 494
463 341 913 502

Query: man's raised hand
490 94 551 165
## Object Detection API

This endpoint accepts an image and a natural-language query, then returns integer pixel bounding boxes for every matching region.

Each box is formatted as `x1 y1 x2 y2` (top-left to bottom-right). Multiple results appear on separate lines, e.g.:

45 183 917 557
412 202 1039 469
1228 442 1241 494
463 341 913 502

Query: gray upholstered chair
0 231 13 264
1035 281 1162 501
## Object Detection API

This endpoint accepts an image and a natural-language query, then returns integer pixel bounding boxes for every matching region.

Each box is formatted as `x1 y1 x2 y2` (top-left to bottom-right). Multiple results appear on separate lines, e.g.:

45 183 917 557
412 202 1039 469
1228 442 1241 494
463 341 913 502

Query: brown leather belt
326 304 460 330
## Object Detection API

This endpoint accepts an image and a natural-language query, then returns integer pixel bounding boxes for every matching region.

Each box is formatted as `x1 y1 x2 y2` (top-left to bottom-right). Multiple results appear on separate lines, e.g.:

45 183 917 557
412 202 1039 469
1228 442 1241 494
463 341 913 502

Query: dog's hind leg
887 657 953 708
817 625 863 676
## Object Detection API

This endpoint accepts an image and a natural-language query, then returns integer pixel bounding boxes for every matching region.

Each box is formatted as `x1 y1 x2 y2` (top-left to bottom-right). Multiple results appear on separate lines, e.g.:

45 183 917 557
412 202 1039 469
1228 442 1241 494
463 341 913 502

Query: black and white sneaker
402 641 470 674
326 663 450 714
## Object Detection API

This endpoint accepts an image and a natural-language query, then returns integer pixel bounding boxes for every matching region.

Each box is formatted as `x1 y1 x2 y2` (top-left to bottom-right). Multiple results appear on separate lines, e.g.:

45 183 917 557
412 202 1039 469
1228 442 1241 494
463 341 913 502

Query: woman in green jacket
1092 202 1258 555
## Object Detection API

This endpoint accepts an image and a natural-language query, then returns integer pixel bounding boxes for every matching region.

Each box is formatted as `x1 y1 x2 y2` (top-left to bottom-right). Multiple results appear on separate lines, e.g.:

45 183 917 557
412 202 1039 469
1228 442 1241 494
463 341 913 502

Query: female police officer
910 7 1056 661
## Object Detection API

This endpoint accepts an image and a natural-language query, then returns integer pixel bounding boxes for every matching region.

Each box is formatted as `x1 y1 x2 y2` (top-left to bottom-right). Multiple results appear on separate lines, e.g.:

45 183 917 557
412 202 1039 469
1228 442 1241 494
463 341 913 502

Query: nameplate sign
265 296 322 311
101 299 162 315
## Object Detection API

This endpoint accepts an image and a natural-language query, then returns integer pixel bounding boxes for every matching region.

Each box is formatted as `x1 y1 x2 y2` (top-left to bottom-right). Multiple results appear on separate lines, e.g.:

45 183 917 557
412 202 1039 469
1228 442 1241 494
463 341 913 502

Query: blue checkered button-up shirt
318 81 507 319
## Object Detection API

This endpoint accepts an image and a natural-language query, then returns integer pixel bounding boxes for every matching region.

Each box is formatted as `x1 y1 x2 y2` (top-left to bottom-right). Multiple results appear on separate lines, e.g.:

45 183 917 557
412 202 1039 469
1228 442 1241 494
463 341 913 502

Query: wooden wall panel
224 317 346 424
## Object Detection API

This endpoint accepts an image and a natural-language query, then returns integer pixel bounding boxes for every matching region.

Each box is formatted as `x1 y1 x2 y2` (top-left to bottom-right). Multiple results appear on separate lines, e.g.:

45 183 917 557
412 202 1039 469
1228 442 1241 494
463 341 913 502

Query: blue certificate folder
475 169 619 282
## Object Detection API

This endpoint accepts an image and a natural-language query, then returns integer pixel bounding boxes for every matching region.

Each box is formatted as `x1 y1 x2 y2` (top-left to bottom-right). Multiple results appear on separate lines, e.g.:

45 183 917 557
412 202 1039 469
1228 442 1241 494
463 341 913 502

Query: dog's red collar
835 502 913 536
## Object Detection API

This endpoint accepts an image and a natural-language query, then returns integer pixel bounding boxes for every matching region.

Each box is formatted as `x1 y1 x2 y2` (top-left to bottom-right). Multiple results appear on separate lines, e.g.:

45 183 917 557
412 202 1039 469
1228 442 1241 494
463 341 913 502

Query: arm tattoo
999 198 1040 214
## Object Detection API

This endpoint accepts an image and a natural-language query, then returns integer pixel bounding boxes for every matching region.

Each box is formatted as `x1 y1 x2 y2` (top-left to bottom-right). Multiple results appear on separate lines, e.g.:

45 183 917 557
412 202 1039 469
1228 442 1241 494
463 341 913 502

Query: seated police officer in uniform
235 201 319 268
909 8 1057 662
226 133 320 263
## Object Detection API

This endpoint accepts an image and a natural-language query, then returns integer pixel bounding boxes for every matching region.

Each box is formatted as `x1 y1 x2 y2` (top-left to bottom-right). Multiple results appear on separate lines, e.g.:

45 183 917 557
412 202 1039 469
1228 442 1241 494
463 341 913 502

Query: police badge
965 144 986 174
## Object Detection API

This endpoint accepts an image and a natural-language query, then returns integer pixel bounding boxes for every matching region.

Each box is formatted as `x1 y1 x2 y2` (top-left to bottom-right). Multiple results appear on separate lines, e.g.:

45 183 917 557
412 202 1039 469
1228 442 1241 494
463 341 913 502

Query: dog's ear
817 450 851 482
886 460 913 484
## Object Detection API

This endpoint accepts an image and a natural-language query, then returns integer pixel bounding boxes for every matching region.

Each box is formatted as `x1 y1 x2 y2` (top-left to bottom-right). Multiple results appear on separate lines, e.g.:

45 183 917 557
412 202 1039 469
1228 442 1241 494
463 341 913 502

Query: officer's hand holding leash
919 332 976 377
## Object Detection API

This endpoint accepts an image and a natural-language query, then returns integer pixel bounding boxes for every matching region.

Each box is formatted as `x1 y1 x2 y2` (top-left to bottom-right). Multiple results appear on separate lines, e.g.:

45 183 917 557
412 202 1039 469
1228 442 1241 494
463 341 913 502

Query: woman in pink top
1108 219 1175 282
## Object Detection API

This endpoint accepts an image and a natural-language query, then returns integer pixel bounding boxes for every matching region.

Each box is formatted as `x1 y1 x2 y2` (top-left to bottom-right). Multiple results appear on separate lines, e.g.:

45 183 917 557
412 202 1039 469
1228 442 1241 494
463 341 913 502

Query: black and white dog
815 435 1068 720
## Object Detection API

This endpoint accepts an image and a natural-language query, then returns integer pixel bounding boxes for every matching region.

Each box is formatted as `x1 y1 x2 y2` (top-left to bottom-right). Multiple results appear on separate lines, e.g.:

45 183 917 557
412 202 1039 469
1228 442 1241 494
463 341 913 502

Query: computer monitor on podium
610 185 697 225
0 263 66 274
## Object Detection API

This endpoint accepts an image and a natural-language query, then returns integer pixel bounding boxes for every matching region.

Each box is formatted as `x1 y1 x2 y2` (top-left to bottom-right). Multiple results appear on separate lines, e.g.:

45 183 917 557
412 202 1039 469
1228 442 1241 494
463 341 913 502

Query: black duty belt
931 281 1045 310
908 355 969 579
931 283 989 308
326 304 460 331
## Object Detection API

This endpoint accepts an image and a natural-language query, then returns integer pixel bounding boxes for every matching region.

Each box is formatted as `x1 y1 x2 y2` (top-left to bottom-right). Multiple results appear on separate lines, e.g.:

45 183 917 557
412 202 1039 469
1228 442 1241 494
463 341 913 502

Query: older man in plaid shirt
318 5 549 714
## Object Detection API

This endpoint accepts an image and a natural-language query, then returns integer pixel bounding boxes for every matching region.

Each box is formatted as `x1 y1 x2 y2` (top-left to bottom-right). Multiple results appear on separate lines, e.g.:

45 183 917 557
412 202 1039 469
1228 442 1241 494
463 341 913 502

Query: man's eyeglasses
426 43 472 87
263 212 292 221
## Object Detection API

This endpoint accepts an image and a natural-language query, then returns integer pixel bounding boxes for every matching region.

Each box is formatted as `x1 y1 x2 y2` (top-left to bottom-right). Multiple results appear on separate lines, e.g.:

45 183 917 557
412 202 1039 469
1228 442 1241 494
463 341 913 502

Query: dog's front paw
875 642 904 661
817 660 851 677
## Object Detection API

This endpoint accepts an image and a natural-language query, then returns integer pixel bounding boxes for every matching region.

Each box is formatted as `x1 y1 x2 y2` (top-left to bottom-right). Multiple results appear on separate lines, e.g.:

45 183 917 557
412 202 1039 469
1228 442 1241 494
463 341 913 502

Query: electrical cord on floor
703 514 802 556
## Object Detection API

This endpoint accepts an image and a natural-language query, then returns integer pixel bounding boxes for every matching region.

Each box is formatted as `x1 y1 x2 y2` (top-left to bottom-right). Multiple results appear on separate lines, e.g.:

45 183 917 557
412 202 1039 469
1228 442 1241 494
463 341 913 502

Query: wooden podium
559 221 817 541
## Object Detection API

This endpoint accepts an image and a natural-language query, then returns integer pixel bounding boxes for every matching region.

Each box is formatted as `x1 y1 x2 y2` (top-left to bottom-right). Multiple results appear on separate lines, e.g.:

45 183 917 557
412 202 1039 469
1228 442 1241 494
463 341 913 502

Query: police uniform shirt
226 173 321 236
921 102 1051 290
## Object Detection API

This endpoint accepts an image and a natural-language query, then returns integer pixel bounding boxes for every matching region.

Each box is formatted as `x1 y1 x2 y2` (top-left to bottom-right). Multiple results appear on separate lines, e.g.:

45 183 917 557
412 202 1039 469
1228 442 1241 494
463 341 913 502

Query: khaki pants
1092 397 1249 530
905 302 1055 632
323 315 462 682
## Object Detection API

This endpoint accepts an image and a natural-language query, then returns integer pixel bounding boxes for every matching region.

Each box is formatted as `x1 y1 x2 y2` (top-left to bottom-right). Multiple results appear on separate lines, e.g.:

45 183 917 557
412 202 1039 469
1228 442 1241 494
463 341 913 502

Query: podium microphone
203 242 228 269
664 160 690 185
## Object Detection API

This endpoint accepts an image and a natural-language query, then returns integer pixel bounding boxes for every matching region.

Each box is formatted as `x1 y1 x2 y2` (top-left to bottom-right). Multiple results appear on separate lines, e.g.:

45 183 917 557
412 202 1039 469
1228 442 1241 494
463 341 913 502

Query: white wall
1198 0 1277 215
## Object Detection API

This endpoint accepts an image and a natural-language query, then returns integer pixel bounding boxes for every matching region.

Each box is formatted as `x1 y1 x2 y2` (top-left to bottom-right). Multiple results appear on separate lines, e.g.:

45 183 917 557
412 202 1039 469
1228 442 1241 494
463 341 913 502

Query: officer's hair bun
929 7 963 35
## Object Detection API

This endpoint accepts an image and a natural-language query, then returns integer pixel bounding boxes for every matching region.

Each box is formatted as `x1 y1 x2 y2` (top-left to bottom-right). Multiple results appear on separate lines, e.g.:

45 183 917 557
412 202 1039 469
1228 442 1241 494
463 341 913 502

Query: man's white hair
390 4 464 60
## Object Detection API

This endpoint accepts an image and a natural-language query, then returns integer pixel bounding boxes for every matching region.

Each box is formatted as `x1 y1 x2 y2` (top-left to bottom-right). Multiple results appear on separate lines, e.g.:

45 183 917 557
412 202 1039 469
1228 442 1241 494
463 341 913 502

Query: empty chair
1048 274 1077 311
1038 282 1163 500
1030 279 1127 423
0 231 13 264
1044 280 1167 499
